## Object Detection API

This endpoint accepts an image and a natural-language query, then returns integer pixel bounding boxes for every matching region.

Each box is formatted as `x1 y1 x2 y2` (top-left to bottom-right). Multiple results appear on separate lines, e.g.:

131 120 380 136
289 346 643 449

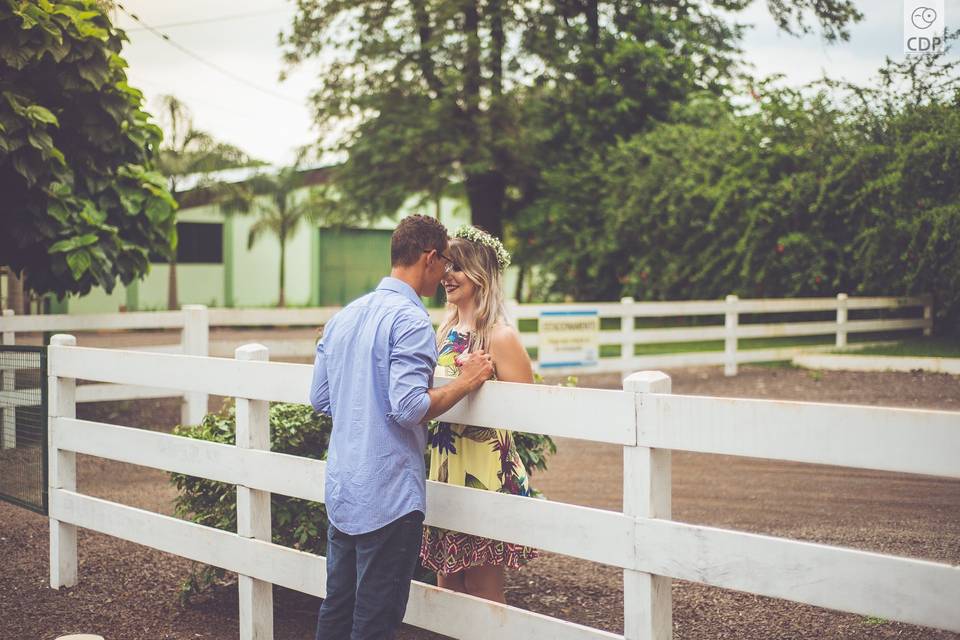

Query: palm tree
154 95 261 309
246 165 321 307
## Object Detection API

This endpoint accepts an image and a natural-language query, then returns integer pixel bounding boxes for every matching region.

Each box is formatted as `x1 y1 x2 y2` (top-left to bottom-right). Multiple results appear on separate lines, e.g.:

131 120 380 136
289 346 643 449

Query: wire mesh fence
0 346 47 514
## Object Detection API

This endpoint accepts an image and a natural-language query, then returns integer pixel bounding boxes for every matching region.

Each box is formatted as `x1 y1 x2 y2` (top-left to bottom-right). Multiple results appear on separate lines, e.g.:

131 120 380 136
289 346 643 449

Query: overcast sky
112 1 958 166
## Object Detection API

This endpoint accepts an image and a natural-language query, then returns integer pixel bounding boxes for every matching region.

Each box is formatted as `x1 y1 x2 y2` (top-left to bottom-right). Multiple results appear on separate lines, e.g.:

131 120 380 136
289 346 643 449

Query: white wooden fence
1 305 210 428
46 335 960 640
1 293 933 446
511 293 932 376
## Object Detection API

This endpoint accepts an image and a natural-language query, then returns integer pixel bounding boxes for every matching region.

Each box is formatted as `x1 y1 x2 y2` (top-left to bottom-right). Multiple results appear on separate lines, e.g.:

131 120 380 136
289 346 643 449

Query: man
309 214 494 639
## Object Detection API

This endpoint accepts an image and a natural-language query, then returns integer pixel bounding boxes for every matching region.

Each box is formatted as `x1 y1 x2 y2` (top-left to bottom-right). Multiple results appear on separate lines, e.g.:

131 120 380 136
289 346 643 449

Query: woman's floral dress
420 329 539 575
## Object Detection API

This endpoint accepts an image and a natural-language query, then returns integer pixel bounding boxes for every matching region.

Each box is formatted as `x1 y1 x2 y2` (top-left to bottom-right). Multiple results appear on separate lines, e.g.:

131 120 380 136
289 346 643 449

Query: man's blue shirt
309 277 437 535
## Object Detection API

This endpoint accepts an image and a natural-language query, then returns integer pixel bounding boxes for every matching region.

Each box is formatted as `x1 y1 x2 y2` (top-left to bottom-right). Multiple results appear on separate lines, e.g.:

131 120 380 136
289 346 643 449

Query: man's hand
424 349 495 421
457 349 494 391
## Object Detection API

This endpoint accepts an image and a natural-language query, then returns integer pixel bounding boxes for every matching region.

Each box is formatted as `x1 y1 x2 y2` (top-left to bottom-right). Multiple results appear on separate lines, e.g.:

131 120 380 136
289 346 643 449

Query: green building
51 165 477 313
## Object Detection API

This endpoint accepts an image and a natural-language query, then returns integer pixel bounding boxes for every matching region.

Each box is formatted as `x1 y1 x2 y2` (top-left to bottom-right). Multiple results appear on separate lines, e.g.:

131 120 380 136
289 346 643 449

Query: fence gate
0 346 47 514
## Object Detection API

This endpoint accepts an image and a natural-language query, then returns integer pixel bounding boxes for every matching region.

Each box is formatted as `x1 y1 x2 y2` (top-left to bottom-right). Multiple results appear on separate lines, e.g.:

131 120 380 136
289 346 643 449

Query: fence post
623 370 672 640
181 305 209 425
235 344 273 640
922 294 933 337
2 309 15 449
724 295 738 377
48 334 78 589
835 293 848 348
620 297 635 366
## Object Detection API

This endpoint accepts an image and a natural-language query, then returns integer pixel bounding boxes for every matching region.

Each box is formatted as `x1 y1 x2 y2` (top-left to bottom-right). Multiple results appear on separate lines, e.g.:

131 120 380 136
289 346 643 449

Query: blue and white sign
538 310 599 368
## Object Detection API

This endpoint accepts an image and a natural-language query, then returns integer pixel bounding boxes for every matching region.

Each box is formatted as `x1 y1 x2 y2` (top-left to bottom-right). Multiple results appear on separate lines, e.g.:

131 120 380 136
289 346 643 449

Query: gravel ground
1 363 958 640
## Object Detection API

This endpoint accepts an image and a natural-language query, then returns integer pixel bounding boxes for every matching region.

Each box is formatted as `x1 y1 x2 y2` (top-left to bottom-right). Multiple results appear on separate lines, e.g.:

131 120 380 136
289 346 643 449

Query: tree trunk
489 0 504 98
514 264 526 301
6 269 24 314
167 253 179 310
465 171 506 239
278 236 286 308
167 186 180 311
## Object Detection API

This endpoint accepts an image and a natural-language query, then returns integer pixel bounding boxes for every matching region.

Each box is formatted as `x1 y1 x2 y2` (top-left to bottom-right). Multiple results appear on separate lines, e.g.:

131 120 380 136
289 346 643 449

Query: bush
170 402 331 602
516 51 960 335
170 397 559 601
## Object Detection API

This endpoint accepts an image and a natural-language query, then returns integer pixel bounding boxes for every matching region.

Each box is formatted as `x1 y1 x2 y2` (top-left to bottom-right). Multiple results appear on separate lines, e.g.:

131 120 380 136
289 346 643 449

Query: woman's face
442 262 478 308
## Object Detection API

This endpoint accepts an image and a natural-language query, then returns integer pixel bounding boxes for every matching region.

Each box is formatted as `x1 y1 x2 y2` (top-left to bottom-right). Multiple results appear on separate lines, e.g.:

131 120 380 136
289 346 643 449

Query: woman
420 225 538 603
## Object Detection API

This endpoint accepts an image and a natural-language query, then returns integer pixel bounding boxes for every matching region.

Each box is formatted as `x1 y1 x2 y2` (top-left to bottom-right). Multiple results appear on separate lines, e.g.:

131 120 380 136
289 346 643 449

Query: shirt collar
376 277 428 311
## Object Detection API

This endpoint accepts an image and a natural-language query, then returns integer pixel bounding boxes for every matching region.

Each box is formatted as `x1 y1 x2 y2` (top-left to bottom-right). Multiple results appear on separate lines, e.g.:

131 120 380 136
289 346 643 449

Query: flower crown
453 225 511 272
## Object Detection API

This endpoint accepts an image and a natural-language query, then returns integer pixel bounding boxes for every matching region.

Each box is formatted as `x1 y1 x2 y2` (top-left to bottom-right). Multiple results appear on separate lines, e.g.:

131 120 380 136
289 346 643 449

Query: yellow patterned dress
420 329 539 575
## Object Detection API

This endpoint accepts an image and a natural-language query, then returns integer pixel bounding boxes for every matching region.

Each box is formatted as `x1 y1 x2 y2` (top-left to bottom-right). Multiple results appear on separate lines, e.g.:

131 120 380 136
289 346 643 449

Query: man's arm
309 336 332 415
424 352 494 420
387 317 438 429
388 316 495 428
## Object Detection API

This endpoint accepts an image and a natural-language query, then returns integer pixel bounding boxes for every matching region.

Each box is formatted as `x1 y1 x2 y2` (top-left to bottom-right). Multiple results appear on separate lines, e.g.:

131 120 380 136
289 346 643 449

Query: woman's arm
488 324 534 384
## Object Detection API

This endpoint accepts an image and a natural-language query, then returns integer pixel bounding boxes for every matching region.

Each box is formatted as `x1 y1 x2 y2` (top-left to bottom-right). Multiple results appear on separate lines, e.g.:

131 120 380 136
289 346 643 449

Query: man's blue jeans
314 510 425 640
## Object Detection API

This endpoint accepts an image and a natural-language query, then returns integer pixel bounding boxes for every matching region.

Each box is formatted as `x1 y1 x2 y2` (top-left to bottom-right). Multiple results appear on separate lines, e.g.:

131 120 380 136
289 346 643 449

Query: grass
836 336 960 358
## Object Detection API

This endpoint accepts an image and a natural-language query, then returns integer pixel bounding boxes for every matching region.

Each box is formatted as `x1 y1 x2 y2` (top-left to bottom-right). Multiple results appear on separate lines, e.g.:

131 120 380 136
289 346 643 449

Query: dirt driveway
1 364 958 639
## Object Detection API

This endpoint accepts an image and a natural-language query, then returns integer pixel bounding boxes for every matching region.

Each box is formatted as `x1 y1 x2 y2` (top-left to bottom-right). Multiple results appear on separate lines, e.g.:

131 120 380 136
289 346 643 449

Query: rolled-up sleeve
310 336 332 415
386 315 436 430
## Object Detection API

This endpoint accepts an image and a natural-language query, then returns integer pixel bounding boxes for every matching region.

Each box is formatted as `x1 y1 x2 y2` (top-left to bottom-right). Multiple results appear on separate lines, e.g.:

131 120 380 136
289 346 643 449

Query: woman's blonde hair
437 236 509 352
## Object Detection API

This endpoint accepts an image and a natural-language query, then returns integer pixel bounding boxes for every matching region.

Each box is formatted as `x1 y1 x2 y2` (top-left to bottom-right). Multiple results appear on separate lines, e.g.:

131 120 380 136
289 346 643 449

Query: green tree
282 0 861 239
538 44 960 333
153 94 262 309
245 164 323 308
0 0 175 298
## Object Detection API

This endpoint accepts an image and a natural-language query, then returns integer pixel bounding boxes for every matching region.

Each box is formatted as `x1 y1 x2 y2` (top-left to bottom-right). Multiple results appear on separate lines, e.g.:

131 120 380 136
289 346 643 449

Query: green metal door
318 228 393 306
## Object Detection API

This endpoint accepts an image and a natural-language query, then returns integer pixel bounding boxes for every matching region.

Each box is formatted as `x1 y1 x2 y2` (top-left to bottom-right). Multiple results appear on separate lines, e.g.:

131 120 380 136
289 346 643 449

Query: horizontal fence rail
2 294 934 410
43 338 960 640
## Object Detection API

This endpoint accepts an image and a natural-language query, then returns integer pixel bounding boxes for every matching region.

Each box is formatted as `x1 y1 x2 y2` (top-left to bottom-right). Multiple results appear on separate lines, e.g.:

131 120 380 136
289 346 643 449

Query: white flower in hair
454 225 511 271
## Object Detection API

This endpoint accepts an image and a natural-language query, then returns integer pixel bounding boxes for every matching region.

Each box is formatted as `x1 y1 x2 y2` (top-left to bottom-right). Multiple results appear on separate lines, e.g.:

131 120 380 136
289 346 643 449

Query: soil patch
1 365 958 639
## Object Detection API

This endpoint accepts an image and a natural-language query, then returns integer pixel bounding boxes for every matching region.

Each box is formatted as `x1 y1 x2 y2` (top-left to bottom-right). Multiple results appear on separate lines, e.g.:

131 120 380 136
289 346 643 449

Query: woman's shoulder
489 323 521 344
488 323 525 356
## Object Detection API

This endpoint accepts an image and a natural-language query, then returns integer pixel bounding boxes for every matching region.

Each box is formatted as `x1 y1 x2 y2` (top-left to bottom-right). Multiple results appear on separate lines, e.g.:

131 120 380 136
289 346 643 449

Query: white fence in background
2 293 932 427
1 305 210 426
511 293 932 376
46 336 960 640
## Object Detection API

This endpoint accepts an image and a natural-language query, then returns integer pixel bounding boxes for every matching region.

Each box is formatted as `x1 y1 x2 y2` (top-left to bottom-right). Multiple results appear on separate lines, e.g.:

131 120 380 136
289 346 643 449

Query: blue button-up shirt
309 277 438 535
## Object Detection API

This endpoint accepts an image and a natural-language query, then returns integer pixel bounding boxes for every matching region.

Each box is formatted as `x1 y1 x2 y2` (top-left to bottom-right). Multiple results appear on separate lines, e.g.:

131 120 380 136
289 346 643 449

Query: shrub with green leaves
0 0 176 297
171 397 559 600
170 402 332 602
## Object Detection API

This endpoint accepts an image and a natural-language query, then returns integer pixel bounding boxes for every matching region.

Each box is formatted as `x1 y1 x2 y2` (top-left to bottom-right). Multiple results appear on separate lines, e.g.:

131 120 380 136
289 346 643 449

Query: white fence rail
45 336 960 640
1 305 210 425
1 294 932 428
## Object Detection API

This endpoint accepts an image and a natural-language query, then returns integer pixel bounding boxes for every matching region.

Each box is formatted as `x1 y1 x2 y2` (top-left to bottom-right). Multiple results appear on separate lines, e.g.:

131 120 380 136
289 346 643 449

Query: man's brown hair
391 214 448 267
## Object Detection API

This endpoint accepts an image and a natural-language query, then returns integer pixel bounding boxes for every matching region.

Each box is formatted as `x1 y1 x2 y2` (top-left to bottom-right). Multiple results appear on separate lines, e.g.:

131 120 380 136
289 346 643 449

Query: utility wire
124 6 289 32
115 3 302 107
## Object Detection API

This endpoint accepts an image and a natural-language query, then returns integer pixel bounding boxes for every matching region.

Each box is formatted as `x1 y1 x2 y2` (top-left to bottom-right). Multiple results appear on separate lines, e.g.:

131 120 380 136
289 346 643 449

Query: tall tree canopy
282 0 861 238
524 49 960 332
0 0 175 297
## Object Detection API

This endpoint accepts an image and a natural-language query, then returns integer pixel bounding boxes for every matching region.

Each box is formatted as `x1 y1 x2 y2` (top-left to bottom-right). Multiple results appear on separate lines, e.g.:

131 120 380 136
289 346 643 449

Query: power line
132 74 263 122
115 3 303 107
123 7 289 32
